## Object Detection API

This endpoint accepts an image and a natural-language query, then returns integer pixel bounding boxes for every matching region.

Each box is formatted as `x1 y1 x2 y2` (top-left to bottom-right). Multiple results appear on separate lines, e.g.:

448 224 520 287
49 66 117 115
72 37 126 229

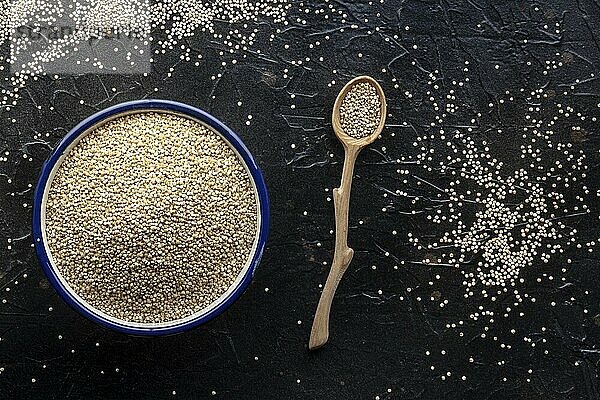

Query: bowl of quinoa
32 99 269 335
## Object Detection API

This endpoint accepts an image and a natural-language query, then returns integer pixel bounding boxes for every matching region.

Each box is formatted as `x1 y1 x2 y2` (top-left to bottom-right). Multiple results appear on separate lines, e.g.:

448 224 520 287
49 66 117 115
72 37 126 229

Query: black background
1 0 599 399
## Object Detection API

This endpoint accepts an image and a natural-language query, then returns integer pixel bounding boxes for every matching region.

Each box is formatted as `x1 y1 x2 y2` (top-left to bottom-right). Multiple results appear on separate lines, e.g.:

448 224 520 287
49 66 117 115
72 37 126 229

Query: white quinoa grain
339 82 381 139
45 112 258 324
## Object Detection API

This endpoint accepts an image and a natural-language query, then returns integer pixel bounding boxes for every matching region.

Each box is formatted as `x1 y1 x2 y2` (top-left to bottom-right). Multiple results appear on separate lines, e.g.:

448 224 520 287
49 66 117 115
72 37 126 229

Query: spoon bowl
332 75 387 148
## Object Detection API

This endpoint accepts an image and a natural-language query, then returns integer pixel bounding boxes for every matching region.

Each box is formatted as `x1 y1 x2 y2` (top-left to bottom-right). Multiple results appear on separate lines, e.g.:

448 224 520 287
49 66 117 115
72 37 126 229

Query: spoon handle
309 145 359 350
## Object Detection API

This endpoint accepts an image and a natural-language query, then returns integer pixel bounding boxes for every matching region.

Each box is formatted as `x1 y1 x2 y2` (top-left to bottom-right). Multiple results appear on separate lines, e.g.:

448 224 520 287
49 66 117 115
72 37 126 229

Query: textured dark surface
1 0 600 399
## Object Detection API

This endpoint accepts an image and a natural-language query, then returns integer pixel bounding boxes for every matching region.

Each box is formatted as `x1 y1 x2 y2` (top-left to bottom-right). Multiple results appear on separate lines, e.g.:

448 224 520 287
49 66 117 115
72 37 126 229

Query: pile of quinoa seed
44 112 258 324
339 82 382 139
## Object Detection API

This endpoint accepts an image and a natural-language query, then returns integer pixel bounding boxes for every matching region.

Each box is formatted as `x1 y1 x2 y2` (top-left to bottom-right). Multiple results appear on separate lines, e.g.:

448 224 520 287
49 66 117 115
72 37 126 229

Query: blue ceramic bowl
32 100 269 335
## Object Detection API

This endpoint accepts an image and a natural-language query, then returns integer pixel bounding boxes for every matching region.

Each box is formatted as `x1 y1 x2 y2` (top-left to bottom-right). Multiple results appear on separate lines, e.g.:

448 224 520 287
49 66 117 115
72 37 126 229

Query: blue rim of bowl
32 99 270 335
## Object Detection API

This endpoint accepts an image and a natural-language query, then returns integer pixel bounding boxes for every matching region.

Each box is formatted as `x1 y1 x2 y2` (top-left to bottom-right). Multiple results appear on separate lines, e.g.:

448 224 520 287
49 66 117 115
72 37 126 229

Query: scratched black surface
1 0 600 399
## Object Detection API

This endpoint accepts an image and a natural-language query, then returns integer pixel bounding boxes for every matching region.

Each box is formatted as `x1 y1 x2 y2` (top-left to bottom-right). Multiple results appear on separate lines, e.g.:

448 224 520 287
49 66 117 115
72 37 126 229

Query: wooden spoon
309 76 387 350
